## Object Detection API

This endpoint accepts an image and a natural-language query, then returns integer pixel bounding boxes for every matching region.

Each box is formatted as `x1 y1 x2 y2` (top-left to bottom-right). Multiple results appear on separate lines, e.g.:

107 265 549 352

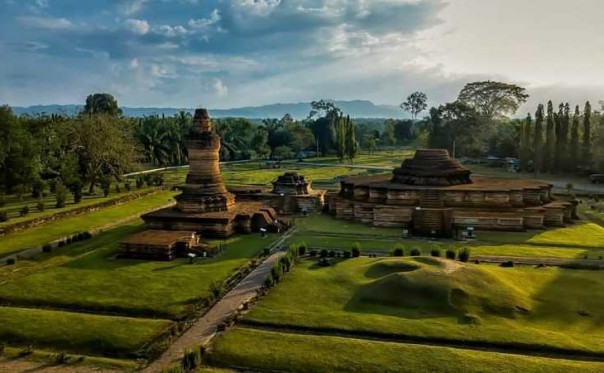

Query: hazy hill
11 100 406 119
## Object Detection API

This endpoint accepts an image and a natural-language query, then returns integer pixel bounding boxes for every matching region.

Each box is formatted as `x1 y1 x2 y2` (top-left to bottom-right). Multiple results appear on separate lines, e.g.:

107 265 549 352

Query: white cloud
118 0 148 16
18 16 72 29
188 9 221 30
157 25 187 37
125 18 150 35
212 78 228 97
129 58 140 69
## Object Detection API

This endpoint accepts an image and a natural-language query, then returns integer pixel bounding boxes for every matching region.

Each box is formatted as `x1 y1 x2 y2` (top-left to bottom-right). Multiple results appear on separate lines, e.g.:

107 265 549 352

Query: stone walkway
143 241 290 373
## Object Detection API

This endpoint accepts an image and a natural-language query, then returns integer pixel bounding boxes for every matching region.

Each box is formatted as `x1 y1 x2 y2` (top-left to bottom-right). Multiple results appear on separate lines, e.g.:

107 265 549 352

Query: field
208 327 604 373
0 217 280 358
288 213 604 260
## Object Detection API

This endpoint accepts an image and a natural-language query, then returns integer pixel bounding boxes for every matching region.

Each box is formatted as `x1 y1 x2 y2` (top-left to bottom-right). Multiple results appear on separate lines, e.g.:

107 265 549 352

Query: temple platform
142 201 279 238
119 230 196 261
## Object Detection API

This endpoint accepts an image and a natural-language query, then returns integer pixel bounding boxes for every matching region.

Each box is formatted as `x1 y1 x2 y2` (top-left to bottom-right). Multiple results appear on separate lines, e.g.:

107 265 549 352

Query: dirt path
0 358 124 373
143 230 294 373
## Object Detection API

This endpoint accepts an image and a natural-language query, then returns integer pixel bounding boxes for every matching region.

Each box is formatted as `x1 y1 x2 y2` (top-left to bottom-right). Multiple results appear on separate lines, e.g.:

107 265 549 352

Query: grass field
289 214 604 259
0 223 279 319
244 257 604 354
0 306 170 358
0 190 177 258
207 327 604 373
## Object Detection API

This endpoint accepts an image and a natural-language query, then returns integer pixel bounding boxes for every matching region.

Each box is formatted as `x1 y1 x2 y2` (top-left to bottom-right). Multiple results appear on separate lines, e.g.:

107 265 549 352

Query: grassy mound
354 258 529 320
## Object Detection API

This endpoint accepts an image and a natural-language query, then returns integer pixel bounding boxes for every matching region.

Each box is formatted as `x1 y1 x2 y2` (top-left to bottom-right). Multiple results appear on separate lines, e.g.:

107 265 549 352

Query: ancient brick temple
121 109 279 260
328 149 576 237
231 171 325 215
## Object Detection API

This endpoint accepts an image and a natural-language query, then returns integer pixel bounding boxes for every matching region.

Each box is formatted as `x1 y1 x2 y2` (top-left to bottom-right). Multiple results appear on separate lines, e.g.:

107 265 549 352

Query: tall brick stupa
175 109 235 213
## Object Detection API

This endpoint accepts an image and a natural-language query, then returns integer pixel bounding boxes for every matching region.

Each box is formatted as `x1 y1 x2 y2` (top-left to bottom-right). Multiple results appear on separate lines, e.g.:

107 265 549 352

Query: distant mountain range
11 100 407 119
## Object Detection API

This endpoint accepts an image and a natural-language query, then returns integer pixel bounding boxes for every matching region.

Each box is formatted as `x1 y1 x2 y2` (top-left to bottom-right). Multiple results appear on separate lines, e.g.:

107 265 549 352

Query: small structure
328 149 577 238
231 171 325 214
119 230 197 261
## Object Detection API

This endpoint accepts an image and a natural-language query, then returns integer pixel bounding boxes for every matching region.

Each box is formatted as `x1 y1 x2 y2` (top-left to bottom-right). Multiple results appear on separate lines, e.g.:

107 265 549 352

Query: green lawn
207 327 604 373
0 223 279 319
306 149 414 167
0 190 177 258
0 306 170 358
244 257 604 354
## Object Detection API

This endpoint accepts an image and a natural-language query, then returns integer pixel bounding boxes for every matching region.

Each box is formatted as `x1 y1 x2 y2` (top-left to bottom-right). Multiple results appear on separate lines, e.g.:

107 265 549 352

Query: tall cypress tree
560 103 570 172
520 113 533 172
553 103 564 172
582 101 592 169
533 104 544 174
344 116 357 164
543 101 555 173
569 105 580 173
335 115 346 163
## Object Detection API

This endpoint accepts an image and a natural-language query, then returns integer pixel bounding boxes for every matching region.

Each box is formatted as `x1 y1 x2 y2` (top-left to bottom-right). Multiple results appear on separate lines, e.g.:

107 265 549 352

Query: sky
1 0 603 115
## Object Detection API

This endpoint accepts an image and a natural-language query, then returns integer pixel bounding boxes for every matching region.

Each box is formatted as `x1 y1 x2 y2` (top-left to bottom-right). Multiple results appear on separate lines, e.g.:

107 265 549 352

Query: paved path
143 230 294 373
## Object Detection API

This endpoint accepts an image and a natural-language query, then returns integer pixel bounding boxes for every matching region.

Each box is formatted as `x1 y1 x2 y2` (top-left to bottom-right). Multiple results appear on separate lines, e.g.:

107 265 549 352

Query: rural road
143 229 294 373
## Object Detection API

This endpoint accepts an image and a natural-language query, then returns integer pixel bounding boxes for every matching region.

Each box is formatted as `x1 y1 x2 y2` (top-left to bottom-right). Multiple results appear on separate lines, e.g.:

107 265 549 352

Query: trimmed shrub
37 201 45 212
101 177 111 197
392 247 404 257
318 258 331 267
210 281 223 298
298 242 307 256
182 348 202 372
6 258 16 265
20 206 30 217
343 250 352 259
410 248 422 257
264 273 275 288
66 237 73 245
320 249 328 258
459 247 471 262
328 250 336 258
42 244 52 253
125 182 132 192
500 261 515 268
57 240 65 247
309 250 318 257
54 352 70 364
430 249 441 257
446 249 457 260
55 183 68 208
0 211 8 222
351 246 361 258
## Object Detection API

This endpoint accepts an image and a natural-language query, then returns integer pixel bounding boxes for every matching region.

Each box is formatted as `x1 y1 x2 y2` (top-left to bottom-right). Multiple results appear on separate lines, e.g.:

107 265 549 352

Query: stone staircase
416 209 444 234
420 189 443 208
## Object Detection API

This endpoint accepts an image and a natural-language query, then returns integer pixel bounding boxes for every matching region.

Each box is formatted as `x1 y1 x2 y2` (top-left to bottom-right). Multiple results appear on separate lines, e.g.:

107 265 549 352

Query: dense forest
1 82 603 203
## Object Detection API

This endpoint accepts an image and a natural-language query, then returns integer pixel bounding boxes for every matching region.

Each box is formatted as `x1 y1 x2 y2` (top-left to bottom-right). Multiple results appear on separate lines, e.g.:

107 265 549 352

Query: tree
569 105 580 173
307 101 341 155
457 81 528 120
553 103 563 172
400 92 427 121
561 103 570 172
335 115 346 162
381 120 396 147
426 102 483 157
285 121 314 156
582 101 592 169
83 93 122 116
543 101 555 173
532 104 544 173
344 116 357 163
361 133 378 154
519 114 533 172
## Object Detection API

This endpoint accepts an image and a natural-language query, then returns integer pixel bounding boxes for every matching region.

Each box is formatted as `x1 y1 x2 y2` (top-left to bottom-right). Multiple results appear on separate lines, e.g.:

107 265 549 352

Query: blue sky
1 0 603 113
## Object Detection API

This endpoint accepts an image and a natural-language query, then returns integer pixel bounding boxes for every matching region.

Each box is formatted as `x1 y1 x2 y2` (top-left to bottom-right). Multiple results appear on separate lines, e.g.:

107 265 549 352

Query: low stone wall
0 188 166 237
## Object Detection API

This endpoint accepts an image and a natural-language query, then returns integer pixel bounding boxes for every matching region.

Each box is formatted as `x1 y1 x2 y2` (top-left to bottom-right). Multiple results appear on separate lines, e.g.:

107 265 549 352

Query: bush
54 352 70 364
459 247 471 262
350 242 362 258
343 250 352 259
500 261 515 268
0 196 5 208
264 273 275 288
36 201 45 212
210 281 223 298
318 258 331 267
125 182 132 192
136 176 144 189
162 365 185 373
0 211 8 222
115 184 122 194
298 242 307 256
58 240 65 247
271 263 284 282
410 248 422 257
20 206 30 217
182 347 202 372
101 177 111 197
153 173 165 186
42 244 52 253
328 250 336 258
309 250 318 257
430 249 441 257
6 258 16 265
392 247 404 257
446 249 457 260
66 237 73 245
55 183 68 208
320 249 328 258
